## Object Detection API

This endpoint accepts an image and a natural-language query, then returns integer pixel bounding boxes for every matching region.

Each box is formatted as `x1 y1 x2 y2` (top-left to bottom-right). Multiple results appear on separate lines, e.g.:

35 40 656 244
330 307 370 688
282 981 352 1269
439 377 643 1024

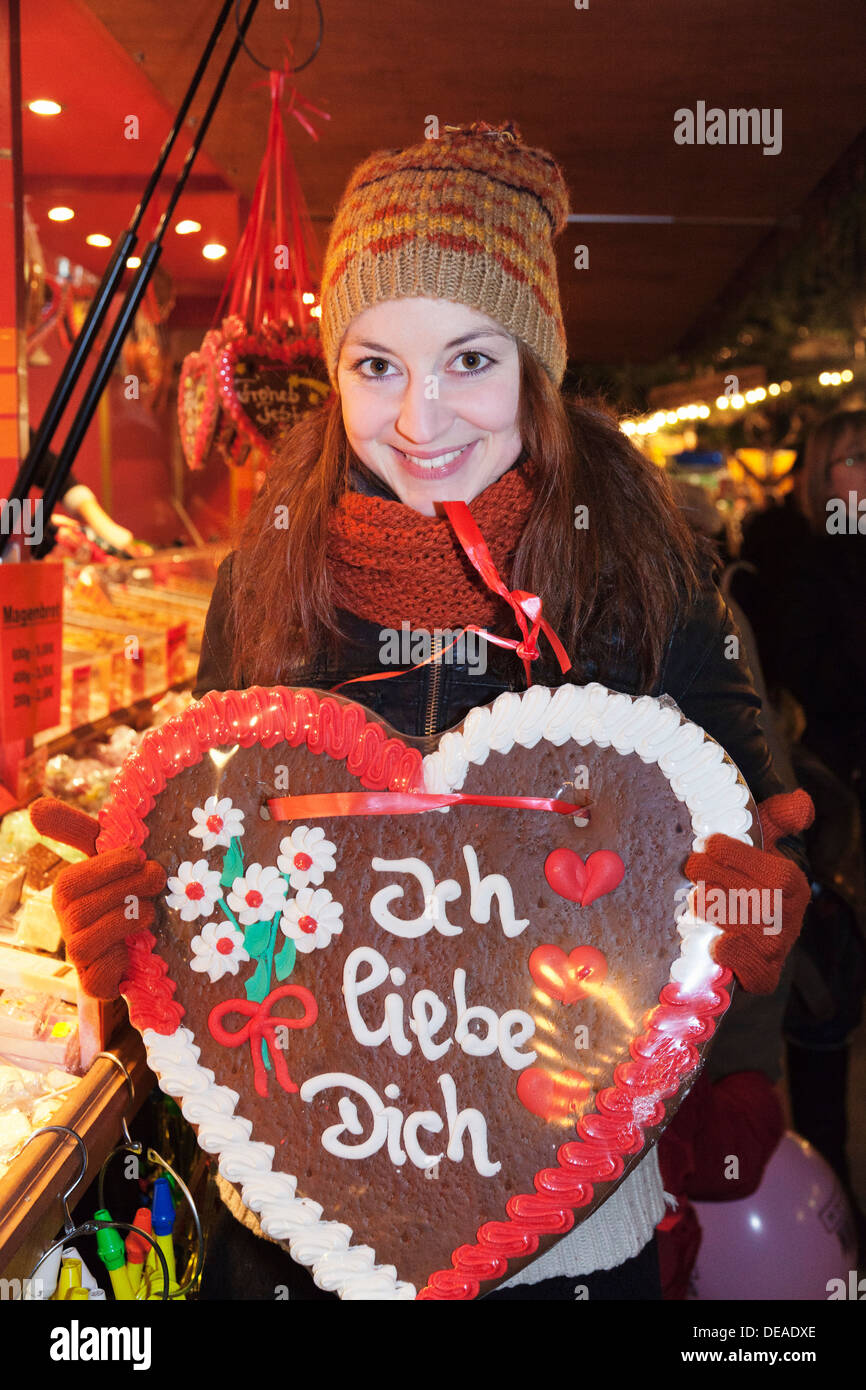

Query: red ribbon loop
443 502 571 686
208 985 318 1098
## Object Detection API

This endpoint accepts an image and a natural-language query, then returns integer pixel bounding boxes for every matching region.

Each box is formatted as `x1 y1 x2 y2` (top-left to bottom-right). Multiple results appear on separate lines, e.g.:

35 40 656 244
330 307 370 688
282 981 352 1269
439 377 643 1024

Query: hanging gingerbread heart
217 330 331 457
98 682 755 1300
177 330 223 471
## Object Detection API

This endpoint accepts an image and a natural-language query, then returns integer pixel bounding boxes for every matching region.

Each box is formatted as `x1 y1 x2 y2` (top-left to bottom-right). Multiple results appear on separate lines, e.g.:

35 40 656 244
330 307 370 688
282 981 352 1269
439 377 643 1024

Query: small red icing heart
544 848 587 902
516 1066 591 1122
529 944 609 1004
544 848 624 907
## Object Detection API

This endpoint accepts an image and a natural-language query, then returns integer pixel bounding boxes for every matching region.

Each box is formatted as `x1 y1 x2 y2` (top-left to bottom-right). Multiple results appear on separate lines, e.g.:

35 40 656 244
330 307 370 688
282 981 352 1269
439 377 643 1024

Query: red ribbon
442 501 571 686
216 65 327 331
208 985 318 1098
267 791 589 820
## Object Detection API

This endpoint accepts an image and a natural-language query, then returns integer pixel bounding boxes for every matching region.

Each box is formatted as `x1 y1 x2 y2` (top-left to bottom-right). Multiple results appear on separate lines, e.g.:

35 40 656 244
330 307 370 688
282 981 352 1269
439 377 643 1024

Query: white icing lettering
453 967 499 1057
300 1073 388 1159
384 1103 407 1165
462 844 530 938
370 856 462 937
439 1073 501 1177
403 1110 445 1169
409 989 453 1062
342 948 536 1070
498 1009 537 1070
298 1072 497 1177
342 947 392 1048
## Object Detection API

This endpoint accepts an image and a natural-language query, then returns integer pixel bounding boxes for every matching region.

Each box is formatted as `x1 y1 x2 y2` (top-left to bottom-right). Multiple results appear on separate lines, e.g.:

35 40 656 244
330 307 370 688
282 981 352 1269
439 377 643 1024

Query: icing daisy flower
189 921 250 983
280 887 344 954
227 864 288 926
189 795 245 851
166 859 223 922
276 825 337 890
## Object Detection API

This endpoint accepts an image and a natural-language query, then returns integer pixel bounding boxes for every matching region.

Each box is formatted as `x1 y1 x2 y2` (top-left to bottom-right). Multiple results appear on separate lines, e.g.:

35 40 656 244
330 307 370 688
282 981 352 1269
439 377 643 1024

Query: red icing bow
208 985 318 1098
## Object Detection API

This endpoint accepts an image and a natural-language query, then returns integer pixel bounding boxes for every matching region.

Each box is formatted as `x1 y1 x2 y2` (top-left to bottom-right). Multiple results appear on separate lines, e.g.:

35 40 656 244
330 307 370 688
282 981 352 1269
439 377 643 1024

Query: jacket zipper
424 635 444 738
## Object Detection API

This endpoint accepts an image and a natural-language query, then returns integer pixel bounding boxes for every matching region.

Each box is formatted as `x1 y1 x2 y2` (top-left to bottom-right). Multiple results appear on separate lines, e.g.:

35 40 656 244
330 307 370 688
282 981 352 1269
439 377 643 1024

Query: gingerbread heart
217 330 331 456
177 334 221 470
98 682 755 1300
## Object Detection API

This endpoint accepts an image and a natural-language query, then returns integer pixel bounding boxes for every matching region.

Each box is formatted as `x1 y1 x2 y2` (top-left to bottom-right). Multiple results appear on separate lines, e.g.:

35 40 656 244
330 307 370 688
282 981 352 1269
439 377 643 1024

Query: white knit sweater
498 1147 668 1287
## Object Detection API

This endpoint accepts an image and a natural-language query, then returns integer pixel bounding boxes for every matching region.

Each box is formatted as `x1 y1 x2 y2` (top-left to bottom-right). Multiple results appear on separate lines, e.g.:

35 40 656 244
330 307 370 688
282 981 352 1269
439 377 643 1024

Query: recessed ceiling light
86 234 112 248
48 206 75 222
28 99 62 116
175 219 202 235
202 243 227 261
126 256 141 269
302 292 315 304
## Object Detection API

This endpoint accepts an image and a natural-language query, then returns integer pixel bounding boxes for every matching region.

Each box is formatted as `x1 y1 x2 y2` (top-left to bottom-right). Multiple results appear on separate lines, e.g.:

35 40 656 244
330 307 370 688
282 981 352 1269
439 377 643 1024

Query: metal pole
1 0 237 554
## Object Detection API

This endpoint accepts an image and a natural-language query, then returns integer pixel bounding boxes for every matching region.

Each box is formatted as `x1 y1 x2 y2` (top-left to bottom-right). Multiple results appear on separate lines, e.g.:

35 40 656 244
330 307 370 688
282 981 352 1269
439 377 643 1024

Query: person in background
732 409 866 1246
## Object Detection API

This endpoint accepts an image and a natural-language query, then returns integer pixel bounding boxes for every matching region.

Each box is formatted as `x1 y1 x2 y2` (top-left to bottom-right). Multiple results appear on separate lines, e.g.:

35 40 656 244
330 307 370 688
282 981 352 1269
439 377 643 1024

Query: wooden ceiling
33 0 866 365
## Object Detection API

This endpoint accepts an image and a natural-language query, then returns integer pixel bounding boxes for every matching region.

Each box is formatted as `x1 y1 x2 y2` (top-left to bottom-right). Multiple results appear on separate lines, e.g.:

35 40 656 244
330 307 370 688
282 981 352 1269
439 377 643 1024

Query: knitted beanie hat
319 120 571 390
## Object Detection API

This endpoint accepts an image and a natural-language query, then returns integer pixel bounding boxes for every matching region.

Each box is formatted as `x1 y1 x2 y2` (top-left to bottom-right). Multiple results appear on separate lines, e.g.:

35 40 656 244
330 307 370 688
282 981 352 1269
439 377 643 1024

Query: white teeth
398 445 468 468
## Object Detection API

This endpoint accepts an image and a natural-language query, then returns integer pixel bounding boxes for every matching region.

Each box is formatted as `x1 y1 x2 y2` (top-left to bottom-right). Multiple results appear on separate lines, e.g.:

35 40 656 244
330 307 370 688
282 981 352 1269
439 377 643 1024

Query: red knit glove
684 788 814 995
29 797 166 1000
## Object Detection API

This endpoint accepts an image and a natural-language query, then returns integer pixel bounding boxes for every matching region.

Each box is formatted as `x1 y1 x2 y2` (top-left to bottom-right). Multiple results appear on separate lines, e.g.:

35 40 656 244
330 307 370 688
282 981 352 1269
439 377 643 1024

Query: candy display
97 682 756 1300
0 1058 80 1180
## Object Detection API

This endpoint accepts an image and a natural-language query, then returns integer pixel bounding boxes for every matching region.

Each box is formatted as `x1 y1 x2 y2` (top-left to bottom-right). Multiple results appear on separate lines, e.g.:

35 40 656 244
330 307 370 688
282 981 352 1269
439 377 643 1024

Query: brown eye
454 351 493 376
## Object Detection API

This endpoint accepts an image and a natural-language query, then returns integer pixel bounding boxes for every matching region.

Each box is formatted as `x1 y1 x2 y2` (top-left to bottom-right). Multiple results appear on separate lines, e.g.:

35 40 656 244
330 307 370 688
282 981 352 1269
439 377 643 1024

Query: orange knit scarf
326 463 538 629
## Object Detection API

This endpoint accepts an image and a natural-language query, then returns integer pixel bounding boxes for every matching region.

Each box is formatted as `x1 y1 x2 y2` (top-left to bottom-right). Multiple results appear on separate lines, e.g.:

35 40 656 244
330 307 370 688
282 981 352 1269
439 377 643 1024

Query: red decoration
528 944 609 1005
516 1067 591 1122
442 500 572 687
208 985 318 1098
544 847 625 906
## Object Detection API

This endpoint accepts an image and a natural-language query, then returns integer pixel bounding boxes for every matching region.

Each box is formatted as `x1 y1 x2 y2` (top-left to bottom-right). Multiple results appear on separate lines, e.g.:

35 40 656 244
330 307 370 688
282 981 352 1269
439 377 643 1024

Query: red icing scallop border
98 684 732 1302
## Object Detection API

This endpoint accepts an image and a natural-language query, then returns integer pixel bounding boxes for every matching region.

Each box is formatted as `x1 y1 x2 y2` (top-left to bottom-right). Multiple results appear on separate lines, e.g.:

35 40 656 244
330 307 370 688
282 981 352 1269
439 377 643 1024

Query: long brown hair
797 408 866 532
230 341 706 692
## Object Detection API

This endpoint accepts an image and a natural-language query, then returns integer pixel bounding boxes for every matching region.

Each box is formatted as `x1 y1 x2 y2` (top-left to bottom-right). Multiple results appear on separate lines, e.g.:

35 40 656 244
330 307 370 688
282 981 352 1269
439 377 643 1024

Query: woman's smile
389 439 479 480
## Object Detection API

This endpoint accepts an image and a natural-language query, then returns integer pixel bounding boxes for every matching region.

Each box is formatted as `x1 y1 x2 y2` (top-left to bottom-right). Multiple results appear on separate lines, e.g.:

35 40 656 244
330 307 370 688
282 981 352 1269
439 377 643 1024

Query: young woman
37 121 813 1301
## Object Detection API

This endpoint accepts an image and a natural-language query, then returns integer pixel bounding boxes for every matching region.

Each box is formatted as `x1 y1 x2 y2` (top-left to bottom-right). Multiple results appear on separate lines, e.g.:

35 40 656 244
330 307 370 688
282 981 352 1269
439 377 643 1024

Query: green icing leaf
220 836 245 890
274 936 296 982
244 955 271 1002
244 920 271 957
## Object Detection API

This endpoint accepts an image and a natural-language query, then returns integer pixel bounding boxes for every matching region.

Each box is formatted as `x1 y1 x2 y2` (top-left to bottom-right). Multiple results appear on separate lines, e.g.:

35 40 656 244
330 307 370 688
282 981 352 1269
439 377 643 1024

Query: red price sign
0 564 63 741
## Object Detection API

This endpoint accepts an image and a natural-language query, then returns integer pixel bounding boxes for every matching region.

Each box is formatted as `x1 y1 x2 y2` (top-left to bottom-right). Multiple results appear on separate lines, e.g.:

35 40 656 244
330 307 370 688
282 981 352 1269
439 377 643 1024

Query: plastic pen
148 1177 184 1299
52 1255 82 1301
94 1208 135 1301
125 1207 153 1295
65 1285 90 1300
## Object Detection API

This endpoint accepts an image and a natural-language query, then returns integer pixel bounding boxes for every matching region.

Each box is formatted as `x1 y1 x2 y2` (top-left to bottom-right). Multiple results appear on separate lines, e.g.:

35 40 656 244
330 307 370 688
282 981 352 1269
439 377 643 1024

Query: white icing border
135 683 753 1300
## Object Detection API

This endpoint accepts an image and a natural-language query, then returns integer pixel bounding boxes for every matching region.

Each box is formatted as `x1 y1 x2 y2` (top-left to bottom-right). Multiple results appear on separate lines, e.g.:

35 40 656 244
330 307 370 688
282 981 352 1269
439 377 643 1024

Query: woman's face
336 298 523 516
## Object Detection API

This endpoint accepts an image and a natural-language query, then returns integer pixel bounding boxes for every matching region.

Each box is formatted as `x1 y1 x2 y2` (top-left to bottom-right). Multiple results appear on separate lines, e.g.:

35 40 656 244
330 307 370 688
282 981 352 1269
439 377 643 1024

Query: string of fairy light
621 369 857 437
